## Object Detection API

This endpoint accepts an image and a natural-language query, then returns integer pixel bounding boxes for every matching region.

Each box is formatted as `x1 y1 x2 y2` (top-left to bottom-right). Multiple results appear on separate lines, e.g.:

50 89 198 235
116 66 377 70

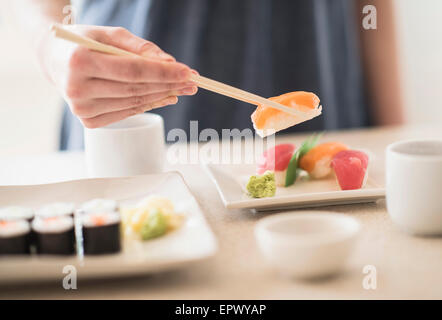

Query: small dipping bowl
255 212 360 279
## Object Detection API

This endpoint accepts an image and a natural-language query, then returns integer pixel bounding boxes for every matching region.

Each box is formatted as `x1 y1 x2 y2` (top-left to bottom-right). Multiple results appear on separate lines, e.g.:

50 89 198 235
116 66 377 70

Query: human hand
40 25 197 128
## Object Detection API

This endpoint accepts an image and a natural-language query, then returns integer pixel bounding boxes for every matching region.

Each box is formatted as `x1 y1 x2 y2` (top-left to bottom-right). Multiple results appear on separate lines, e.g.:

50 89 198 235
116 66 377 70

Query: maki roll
80 199 118 215
35 202 75 219
0 220 31 255
81 212 121 255
0 206 36 250
32 216 75 255
0 206 34 222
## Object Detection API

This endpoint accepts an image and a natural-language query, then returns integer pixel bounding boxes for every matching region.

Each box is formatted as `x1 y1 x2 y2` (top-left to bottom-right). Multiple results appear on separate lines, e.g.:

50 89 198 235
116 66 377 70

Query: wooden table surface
0 125 441 299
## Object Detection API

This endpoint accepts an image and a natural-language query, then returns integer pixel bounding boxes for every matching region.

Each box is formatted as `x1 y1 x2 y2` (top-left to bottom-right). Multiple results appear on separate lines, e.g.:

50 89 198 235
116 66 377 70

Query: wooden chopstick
50 24 308 117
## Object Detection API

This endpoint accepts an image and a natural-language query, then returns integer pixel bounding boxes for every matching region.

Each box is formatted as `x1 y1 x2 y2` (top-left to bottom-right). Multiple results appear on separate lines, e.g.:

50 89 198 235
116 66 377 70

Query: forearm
12 0 70 81
357 0 405 126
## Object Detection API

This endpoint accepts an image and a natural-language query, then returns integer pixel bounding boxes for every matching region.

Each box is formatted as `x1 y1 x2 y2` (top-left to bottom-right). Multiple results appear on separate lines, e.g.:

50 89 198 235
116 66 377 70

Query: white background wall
0 0 440 156
396 0 442 125
0 0 62 156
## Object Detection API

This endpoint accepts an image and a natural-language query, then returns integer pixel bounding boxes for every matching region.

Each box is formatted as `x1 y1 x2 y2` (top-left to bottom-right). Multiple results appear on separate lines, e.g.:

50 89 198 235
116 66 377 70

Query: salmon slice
251 91 322 137
299 142 348 178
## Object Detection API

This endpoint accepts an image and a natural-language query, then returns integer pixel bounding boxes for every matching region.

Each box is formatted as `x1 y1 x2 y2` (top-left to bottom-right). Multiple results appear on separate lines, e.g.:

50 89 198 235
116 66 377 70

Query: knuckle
65 82 83 100
130 95 144 106
91 27 114 43
81 119 97 129
158 65 169 81
81 118 91 128
132 106 145 114
82 116 104 129
152 98 169 109
126 83 141 97
110 27 129 37
84 27 104 41
138 41 155 53
150 101 161 109
68 47 89 69
125 61 144 81
70 102 87 117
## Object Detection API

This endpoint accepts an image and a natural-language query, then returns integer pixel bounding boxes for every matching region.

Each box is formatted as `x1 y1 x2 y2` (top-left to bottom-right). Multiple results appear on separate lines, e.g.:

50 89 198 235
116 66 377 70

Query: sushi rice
32 216 74 233
35 202 75 218
0 206 34 222
0 220 30 238
80 199 118 214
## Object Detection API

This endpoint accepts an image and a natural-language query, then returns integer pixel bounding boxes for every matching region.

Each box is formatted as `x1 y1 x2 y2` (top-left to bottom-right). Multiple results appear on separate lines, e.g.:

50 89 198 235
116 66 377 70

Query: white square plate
204 163 385 211
0 172 217 283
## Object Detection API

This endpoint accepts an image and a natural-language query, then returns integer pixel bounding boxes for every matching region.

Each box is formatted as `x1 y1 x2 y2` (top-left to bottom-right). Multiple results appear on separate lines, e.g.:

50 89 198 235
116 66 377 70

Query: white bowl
255 212 360 279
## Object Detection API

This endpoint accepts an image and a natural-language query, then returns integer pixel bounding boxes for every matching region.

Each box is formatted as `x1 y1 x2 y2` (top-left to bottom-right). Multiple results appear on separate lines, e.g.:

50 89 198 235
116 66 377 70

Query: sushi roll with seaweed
32 216 75 255
331 150 369 190
0 220 31 255
35 202 75 219
0 206 36 250
81 211 121 255
299 142 348 179
0 206 34 222
257 144 296 187
80 199 118 215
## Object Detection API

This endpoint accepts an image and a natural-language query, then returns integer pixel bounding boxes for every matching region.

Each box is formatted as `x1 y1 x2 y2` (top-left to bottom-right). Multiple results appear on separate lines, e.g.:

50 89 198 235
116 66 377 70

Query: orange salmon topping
299 142 348 173
91 215 106 226
251 91 320 129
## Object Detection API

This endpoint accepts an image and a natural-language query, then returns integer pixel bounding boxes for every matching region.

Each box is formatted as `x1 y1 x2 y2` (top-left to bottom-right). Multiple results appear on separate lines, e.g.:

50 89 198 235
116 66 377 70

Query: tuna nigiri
299 142 348 179
331 150 369 190
251 91 322 137
257 144 296 186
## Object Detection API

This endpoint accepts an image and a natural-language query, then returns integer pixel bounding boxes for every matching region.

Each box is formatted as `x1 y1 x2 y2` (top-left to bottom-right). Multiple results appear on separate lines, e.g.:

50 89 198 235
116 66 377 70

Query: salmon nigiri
251 91 322 137
299 142 348 179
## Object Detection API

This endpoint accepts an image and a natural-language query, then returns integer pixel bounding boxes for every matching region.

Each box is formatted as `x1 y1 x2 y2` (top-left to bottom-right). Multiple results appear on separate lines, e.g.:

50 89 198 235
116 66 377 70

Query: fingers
70 48 191 83
76 78 197 99
60 26 199 129
98 27 175 61
80 96 178 129
71 89 195 118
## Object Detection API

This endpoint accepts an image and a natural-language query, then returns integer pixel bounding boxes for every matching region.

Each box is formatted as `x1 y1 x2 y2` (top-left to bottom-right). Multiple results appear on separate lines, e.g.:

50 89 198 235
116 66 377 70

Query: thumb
101 27 175 62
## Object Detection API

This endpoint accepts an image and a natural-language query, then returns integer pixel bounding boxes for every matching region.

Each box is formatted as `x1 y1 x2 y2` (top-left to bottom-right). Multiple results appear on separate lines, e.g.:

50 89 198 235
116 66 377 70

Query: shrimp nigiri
299 142 348 179
251 91 322 137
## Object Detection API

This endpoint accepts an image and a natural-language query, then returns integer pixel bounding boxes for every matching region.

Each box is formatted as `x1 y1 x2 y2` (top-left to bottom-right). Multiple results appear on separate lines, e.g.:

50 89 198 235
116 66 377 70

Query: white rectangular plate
205 163 385 211
0 172 217 283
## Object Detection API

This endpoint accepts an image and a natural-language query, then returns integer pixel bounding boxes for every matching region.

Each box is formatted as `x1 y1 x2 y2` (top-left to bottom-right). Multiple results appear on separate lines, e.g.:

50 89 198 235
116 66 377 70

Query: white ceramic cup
84 113 165 178
386 139 442 236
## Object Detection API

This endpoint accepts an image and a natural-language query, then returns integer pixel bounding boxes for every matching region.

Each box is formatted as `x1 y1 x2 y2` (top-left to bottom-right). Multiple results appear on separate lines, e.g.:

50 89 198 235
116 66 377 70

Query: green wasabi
246 171 276 198
140 208 168 240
